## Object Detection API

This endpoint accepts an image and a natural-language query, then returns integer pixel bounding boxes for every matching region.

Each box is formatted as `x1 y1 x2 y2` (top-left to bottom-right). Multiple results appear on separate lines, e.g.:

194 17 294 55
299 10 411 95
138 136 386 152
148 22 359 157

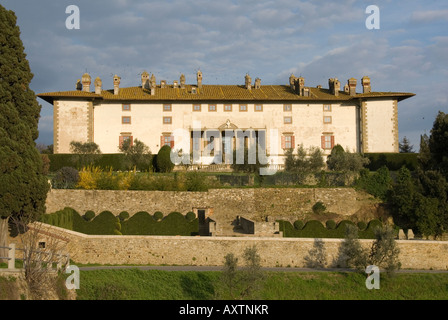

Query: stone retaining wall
18 223 448 270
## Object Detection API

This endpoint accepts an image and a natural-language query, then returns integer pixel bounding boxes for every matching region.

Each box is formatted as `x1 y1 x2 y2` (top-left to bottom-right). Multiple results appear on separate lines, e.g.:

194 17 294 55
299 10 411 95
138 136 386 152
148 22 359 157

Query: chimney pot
245 73 252 90
113 75 121 95
362 76 371 93
94 77 102 95
197 70 203 89
141 71 150 89
348 78 357 96
81 73 91 92
254 78 261 89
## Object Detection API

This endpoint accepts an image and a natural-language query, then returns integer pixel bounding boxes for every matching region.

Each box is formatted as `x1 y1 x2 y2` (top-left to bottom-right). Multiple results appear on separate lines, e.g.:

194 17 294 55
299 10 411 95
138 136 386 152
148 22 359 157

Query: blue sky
2 0 448 150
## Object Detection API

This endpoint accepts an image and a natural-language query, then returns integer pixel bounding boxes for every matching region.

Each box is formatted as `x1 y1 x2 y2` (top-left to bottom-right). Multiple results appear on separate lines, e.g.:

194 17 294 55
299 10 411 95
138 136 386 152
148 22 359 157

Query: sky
2 0 448 150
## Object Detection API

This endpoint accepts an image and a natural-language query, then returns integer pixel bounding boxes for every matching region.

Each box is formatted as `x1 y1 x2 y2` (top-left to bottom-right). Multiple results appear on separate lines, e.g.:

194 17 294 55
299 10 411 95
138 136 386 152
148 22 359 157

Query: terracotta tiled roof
37 85 415 104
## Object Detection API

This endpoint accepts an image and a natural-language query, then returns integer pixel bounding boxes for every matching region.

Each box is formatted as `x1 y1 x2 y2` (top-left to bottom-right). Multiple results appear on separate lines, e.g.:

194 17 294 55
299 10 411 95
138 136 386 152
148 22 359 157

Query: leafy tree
304 238 327 268
389 166 416 229
428 111 448 177
119 138 152 171
417 134 431 171
0 5 49 261
70 141 102 168
399 136 414 153
369 226 401 274
356 166 392 200
326 145 369 172
156 145 175 173
336 224 368 271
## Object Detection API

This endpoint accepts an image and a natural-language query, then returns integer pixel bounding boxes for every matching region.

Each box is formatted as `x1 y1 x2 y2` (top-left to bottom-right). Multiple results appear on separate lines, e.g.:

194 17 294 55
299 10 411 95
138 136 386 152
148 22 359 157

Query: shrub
325 220 336 230
118 211 130 221
186 211 196 222
114 217 122 235
156 145 175 173
153 211 164 221
300 220 327 238
293 220 304 230
312 201 326 215
357 221 367 231
41 154 50 175
51 167 79 189
83 210 95 221
77 165 102 190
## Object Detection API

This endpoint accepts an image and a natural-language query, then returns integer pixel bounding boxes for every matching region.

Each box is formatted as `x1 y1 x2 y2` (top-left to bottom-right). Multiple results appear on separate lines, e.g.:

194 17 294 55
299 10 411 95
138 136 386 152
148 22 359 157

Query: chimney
362 76 371 93
329 78 340 96
180 74 186 89
289 74 297 90
245 73 252 90
81 73 91 92
150 74 156 89
113 74 121 95
173 80 179 89
254 78 261 89
197 70 203 89
141 71 150 89
344 84 349 94
160 80 167 88
94 77 102 94
76 79 82 91
295 76 305 96
348 78 357 96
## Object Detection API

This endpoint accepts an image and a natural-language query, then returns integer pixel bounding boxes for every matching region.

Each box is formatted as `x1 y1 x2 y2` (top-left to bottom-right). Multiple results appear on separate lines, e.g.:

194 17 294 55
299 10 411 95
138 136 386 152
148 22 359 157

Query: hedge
40 208 198 236
48 154 131 172
365 153 418 171
279 219 384 239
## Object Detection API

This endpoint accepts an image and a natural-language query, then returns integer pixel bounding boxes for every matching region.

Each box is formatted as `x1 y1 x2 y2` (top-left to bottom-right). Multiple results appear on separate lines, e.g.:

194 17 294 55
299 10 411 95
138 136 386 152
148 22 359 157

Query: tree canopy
0 5 49 230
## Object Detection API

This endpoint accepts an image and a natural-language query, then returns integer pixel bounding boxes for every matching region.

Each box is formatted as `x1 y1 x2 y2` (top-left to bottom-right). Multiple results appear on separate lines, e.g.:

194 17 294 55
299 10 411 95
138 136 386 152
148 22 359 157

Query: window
193 104 201 112
321 135 335 150
208 104 217 112
254 104 263 112
283 104 292 112
122 116 131 124
122 104 131 111
160 135 174 148
163 116 172 124
163 104 172 112
224 104 232 112
281 135 295 150
239 104 247 112
119 135 133 148
323 104 331 112
323 116 332 124
284 116 292 124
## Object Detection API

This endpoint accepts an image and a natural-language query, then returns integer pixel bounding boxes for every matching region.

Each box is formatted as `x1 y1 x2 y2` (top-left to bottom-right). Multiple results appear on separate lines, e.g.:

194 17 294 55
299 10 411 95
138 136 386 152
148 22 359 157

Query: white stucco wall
55 100 90 153
90 101 360 158
364 99 397 153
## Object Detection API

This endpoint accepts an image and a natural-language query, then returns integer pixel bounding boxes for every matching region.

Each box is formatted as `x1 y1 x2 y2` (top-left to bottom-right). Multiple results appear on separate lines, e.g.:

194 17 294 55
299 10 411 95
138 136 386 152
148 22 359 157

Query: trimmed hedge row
48 154 134 172
365 153 418 171
41 207 198 236
278 219 383 239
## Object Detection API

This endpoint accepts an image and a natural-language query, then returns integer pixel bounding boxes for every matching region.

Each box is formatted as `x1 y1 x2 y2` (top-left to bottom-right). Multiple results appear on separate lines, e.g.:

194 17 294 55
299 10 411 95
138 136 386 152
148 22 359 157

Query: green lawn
75 268 448 300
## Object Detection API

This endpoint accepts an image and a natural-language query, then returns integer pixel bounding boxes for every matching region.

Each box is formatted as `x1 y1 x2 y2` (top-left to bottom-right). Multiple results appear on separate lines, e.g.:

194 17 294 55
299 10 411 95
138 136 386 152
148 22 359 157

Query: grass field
75 268 448 300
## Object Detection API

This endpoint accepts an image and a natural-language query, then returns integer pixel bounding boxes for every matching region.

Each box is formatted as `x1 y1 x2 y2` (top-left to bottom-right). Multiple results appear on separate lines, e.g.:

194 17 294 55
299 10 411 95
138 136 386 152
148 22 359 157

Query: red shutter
291 136 295 150
170 135 175 149
160 136 164 148
321 136 326 149
331 136 335 149
281 136 286 149
119 136 124 148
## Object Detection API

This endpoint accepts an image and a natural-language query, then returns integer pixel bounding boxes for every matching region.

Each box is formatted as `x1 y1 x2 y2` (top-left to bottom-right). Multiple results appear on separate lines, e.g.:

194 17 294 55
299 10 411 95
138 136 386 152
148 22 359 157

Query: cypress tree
0 5 49 261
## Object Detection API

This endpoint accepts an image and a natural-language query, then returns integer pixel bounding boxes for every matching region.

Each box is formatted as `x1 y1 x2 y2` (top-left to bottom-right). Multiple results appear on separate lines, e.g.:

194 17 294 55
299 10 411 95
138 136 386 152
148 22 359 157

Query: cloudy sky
2 0 448 150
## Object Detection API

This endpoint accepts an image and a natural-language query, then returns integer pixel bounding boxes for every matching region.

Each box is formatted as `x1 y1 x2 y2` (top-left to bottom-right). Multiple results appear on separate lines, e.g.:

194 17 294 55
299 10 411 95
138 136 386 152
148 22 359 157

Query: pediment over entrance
218 119 238 130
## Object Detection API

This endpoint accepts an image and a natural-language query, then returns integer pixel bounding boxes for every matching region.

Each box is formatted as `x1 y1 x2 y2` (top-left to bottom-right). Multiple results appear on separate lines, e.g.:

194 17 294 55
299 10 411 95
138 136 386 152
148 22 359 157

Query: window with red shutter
281 136 286 149
321 136 326 149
